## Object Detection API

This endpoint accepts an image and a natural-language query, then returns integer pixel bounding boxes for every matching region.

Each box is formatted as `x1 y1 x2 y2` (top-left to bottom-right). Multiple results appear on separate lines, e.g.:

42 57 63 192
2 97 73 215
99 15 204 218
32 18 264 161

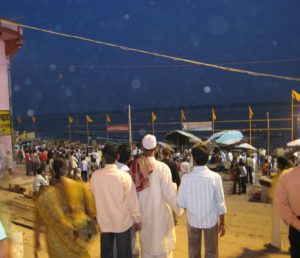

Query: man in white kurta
138 134 183 258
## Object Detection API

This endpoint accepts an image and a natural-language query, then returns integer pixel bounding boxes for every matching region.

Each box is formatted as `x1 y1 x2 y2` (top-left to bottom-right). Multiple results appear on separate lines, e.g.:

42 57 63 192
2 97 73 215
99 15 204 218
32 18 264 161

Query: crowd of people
0 135 228 258
0 136 299 258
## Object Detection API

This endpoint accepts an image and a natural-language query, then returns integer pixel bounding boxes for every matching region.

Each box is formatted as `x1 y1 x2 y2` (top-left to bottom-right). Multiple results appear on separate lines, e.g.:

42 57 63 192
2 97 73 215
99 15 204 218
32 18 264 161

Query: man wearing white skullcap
131 134 183 258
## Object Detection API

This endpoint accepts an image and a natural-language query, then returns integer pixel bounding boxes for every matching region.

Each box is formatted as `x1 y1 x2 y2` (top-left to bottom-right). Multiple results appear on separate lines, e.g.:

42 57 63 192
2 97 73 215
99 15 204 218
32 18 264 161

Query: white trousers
141 250 173 258
271 206 282 249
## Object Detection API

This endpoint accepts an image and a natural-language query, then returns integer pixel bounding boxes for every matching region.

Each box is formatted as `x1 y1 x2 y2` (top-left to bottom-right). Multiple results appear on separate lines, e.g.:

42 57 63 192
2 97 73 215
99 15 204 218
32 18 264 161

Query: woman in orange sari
35 158 96 258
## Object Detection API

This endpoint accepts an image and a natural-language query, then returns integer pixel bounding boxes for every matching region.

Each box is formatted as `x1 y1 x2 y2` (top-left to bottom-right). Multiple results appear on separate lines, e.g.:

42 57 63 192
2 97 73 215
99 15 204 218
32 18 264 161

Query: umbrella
157 141 174 151
237 143 257 151
287 138 300 147
214 130 243 145
165 130 202 145
205 131 224 143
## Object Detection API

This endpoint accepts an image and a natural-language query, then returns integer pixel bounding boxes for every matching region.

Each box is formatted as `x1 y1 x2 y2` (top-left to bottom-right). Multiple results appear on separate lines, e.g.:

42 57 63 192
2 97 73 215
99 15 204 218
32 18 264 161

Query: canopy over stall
165 130 202 146
206 130 243 145
236 143 257 151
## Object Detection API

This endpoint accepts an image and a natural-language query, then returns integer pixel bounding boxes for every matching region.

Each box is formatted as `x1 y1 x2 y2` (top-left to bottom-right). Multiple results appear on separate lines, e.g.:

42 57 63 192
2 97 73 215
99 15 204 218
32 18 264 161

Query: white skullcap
142 134 157 150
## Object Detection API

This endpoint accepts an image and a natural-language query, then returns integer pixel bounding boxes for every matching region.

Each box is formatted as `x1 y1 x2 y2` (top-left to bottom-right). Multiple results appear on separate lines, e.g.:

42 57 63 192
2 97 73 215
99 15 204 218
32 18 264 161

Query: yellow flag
292 90 300 101
181 110 186 121
249 106 254 120
68 115 73 124
152 112 157 122
86 115 93 123
106 113 111 124
17 116 22 124
32 116 36 123
212 108 217 121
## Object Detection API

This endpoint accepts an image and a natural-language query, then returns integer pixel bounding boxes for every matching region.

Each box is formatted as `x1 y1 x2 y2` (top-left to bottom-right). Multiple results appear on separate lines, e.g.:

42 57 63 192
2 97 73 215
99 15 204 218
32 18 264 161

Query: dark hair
102 143 118 164
192 144 209 165
238 159 245 166
117 143 131 164
52 158 65 180
36 167 43 175
277 157 289 171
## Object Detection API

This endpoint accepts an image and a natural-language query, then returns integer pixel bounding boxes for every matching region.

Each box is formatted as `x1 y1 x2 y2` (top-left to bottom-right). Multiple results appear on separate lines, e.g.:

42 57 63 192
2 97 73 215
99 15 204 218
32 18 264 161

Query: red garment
39 151 48 162
130 156 153 192
25 153 31 161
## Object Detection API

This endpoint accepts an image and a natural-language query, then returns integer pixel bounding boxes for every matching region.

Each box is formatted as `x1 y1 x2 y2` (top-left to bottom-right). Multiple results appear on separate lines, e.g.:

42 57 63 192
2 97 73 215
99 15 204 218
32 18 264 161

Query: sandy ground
0 165 291 258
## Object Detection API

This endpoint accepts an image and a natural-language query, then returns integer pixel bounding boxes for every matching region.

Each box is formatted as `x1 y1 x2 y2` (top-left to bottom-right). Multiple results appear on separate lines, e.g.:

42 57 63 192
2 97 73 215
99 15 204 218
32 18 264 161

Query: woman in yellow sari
35 158 96 258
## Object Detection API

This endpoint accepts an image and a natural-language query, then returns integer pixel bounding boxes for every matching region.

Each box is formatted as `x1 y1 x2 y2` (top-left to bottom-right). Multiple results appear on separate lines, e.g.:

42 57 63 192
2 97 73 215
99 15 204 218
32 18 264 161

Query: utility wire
13 22 300 82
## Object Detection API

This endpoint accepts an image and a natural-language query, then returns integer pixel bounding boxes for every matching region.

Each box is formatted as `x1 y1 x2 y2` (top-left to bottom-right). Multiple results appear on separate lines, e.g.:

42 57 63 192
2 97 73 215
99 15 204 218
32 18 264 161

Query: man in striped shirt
177 144 227 258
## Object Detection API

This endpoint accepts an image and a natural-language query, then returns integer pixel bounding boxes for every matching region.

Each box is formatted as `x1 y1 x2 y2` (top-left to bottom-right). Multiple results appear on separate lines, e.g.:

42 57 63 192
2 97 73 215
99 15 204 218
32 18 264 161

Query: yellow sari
35 177 96 258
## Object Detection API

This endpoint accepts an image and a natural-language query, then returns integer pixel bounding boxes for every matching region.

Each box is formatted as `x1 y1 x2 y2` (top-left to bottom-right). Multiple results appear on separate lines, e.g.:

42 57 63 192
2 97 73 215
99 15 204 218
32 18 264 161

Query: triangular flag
181 110 186 121
212 108 217 121
106 113 111 124
249 106 254 120
152 112 157 122
32 116 36 123
86 115 93 123
68 115 73 124
292 90 300 101
17 116 22 124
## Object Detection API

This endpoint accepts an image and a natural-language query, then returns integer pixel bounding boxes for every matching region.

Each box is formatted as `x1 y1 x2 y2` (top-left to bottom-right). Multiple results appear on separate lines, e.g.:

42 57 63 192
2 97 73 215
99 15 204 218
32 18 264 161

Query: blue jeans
101 227 132 258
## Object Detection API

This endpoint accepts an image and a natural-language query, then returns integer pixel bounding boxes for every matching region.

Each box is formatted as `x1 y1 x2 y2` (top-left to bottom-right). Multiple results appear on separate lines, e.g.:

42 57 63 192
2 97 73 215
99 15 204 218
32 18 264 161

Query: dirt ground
0 165 291 258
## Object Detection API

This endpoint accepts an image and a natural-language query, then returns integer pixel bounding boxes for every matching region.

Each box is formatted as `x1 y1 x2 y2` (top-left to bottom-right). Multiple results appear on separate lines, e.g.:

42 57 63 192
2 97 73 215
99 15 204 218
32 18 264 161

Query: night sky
2 0 300 118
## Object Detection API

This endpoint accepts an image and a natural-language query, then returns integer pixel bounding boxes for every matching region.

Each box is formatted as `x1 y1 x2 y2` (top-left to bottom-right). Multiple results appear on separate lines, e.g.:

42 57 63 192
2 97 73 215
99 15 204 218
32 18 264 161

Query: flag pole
152 120 155 135
249 112 252 145
32 119 35 136
68 119 72 142
267 112 270 156
212 108 215 134
106 119 109 143
86 118 89 145
292 93 294 141
181 111 183 129
128 105 132 148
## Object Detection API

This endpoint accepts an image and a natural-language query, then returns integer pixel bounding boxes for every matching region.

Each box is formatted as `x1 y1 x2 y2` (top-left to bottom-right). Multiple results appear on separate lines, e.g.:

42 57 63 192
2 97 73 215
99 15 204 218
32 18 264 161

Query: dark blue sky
2 0 300 117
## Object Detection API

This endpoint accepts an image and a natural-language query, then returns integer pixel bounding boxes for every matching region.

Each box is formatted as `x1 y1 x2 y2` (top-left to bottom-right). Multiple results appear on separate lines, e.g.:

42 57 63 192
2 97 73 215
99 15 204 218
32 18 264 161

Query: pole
292 94 294 141
181 113 183 130
128 105 132 148
249 115 252 145
106 120 109 143
68 121 71 142
267 112 270 156
212 108 215 134
86 119 89 145
152 121 155 135
298 117 300 138
32 120 35 136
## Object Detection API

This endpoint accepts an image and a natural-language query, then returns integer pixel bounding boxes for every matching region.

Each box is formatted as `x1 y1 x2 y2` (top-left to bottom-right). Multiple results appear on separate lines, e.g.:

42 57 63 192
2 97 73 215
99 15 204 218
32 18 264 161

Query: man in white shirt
81 156 88 182
177 143 227 258
33 167 49 193
134 134 183 258
115 143 138 258
90 143 141 258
